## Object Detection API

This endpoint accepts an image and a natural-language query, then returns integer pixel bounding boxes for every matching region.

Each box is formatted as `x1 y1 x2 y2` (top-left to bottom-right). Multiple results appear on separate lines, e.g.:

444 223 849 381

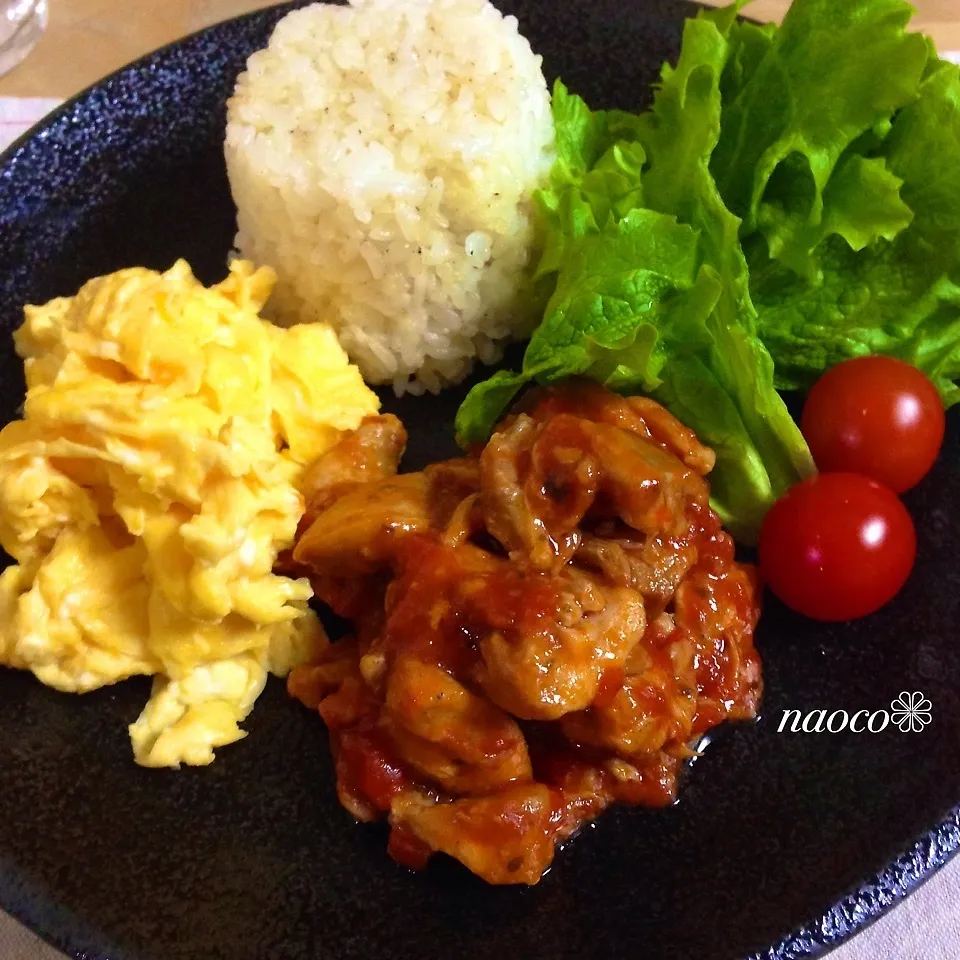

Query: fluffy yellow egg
0 259 379 767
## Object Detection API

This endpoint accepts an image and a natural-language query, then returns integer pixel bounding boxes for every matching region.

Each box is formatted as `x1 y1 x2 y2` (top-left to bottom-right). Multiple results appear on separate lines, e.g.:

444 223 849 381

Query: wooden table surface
0 0 958 99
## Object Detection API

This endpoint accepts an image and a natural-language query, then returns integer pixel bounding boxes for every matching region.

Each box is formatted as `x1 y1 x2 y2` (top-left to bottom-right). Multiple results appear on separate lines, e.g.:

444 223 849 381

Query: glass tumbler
0 0 47 79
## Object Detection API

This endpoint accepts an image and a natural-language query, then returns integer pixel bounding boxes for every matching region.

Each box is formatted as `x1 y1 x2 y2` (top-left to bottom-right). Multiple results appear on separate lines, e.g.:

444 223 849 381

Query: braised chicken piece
576 526 700 611
298 414 408 530
275 413 408 584
382 657 532 794
515 379 716 475
389 784 558 885
294 473 432 576
288 380 762 885
480 409 710 572
473 568 646 721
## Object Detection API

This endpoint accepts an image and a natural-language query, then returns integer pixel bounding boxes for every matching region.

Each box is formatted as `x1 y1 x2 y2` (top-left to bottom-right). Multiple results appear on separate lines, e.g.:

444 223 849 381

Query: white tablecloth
3 70 960 960
0 96 60 150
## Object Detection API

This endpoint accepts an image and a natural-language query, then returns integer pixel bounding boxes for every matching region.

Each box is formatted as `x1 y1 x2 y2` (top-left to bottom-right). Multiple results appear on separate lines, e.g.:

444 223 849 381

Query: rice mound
225 0 555 394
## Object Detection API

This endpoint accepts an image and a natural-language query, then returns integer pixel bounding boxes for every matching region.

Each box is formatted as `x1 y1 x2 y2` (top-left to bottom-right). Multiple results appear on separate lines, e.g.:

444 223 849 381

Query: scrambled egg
0 259 379 767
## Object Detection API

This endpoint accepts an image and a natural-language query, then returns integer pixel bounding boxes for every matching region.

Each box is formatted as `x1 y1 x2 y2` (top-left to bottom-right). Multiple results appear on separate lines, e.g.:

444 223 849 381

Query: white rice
225 0 555 394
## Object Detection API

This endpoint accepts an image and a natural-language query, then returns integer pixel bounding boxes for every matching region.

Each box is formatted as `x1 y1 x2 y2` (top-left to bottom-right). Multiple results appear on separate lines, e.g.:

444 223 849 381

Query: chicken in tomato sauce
287 380 762 885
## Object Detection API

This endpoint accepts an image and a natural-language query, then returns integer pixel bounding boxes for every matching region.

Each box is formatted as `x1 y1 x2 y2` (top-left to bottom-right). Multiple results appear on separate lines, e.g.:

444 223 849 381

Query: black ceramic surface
0 3 958 959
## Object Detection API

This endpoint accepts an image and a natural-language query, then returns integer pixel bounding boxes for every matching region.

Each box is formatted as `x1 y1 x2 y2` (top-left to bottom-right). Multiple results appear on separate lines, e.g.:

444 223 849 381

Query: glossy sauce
288 385 763 885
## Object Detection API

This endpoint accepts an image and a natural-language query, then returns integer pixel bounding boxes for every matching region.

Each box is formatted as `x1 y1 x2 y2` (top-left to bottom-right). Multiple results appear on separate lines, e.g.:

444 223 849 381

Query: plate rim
0 3 958 959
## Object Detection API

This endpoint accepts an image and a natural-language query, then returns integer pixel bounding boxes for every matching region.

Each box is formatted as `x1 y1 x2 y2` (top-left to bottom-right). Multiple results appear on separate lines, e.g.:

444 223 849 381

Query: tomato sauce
286 384 763 885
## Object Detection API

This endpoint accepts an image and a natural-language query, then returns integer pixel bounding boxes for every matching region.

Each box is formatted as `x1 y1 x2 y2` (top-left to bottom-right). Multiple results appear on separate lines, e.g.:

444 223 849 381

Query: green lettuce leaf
458 0 960 547
751 57 960 405
710 0 929 277
457 19 815 541
533 83 648 282
455 206 707 445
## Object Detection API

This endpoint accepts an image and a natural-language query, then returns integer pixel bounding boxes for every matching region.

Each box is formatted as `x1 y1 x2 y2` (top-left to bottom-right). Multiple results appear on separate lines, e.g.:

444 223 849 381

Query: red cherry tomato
758 473 916 622
801 355 945 493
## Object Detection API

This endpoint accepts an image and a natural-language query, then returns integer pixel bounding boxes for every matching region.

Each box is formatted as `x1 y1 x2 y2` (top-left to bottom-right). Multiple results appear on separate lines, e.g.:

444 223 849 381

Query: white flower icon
890 691 933 732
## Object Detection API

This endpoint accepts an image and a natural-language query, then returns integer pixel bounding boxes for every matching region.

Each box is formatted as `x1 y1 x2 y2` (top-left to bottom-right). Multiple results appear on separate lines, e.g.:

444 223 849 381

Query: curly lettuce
457 21 813 541
706 0 960 400
456 0 960 541
746 59 960 404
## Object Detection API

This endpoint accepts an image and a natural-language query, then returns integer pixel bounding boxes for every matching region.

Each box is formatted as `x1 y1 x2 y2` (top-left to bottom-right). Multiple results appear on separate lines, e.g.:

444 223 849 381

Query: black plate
1 3 959 959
